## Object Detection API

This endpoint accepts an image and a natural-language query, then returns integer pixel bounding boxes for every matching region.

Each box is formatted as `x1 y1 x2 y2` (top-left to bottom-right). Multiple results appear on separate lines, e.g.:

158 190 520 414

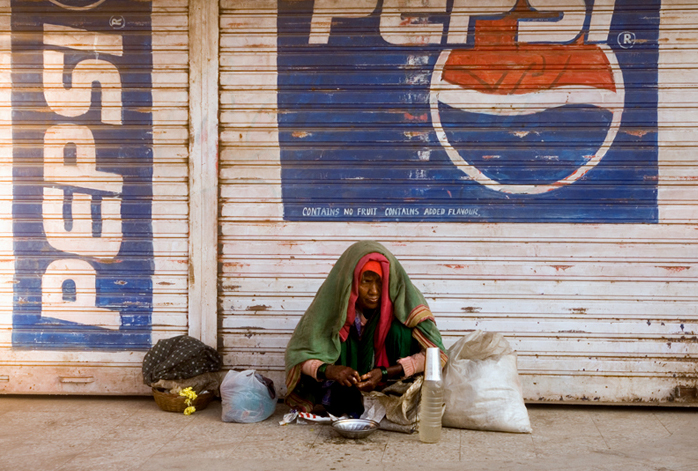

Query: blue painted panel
278 0 659 222
11 0 154 350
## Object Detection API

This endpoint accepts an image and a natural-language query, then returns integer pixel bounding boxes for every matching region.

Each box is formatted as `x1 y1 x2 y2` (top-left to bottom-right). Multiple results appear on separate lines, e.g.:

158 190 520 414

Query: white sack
442 330 532 433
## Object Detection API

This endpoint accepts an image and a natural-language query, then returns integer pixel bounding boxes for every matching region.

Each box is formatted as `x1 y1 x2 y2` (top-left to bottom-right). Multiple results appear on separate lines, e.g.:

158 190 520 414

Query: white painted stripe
435 83 622 116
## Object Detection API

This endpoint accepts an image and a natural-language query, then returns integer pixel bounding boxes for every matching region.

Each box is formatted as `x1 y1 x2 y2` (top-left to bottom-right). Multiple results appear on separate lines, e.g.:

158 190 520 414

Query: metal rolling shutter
219 0 698 404
0 0 190 394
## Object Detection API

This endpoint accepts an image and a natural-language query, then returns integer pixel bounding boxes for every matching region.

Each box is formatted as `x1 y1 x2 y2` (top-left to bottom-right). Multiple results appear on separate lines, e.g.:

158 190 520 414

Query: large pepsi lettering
588 0 616 43
42 125 123 194
279 0 658 222
446 0 517 44
517 0 587 43
42 189 123 257
380 0 448 45
309 0 379 44
41 24 124 329
12 0 154 349
41 259 121 328
43 25 123 124
308 0 616 45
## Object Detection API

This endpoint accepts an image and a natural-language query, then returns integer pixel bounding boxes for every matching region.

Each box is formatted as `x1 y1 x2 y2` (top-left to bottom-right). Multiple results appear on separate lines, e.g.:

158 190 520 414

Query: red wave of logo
442 18 616 95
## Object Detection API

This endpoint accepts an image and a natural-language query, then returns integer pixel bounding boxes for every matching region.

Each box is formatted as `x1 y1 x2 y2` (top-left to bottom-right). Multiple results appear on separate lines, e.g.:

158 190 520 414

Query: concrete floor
1 396 697 471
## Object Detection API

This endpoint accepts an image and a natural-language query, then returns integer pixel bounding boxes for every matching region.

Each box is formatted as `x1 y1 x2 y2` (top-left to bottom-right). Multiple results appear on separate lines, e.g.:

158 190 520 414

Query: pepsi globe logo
277 0 659 222
430 42 625 195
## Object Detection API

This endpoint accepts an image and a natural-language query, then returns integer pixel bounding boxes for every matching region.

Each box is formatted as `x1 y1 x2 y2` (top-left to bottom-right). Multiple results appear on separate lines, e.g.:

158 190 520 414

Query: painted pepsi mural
278 0 659 222
12 0 154 349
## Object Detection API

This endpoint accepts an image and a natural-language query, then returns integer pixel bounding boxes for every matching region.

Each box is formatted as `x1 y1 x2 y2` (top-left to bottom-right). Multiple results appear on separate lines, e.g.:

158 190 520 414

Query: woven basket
152 387 215 413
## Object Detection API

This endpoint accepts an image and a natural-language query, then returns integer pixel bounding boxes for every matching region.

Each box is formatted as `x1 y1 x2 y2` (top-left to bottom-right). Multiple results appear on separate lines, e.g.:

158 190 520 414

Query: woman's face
357 270 382 311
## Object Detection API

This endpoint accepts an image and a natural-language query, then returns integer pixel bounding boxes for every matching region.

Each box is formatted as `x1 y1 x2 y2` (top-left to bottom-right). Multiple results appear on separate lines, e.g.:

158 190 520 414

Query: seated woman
284 240 447 417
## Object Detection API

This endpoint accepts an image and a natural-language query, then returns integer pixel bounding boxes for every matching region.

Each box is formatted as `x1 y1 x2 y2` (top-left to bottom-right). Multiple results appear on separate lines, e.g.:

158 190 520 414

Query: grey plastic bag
220 370 276 423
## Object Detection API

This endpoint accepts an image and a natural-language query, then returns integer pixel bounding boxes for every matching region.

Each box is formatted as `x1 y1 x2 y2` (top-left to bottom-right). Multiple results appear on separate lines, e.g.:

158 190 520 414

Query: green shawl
284 240 447 409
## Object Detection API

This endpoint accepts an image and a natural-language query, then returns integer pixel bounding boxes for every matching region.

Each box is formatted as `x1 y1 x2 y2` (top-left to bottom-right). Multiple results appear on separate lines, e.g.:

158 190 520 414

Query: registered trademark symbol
110 16 126 29
617 31 636 49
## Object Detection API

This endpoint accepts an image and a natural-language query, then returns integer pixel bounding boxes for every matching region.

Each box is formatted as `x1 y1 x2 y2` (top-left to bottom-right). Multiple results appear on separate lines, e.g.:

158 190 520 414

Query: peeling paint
417 150 431 161
404 112 427 121
246 305 270 311
97 258 123 264
461 306 482 314
625 128 651 138
403 131 429 141
656 266 690 273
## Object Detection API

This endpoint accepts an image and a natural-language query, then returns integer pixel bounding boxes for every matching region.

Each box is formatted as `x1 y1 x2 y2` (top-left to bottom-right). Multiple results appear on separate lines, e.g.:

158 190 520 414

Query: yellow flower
179 387 198 415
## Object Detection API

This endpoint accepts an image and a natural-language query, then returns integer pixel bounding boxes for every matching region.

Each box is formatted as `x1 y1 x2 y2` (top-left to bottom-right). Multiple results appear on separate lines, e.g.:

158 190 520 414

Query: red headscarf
361 260 382 278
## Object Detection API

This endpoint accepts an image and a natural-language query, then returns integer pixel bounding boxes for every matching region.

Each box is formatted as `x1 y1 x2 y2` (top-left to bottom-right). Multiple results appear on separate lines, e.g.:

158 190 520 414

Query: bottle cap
424 347 442 381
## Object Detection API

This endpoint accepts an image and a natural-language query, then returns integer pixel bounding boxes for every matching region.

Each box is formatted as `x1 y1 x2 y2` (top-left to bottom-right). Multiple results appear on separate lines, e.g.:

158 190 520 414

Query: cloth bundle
142 335 223 390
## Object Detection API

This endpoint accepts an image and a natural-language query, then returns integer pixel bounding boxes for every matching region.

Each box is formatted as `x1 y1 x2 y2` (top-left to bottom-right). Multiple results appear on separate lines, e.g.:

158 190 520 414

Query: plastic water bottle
419 347 444 443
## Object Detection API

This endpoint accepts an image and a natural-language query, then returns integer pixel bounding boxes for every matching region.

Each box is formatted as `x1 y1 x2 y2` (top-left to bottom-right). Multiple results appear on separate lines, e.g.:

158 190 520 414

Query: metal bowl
331 418 380 439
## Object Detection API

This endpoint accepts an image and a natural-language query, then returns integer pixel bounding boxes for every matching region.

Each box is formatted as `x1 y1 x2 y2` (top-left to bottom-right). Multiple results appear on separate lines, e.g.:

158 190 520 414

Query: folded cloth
150 371 225 396
142 335 222 385
379 418 416 434
364 375 423 430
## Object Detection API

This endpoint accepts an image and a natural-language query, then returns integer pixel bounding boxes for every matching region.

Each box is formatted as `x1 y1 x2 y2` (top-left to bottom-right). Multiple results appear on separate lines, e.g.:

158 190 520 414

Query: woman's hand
325 365 361 387
357 368 383 392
